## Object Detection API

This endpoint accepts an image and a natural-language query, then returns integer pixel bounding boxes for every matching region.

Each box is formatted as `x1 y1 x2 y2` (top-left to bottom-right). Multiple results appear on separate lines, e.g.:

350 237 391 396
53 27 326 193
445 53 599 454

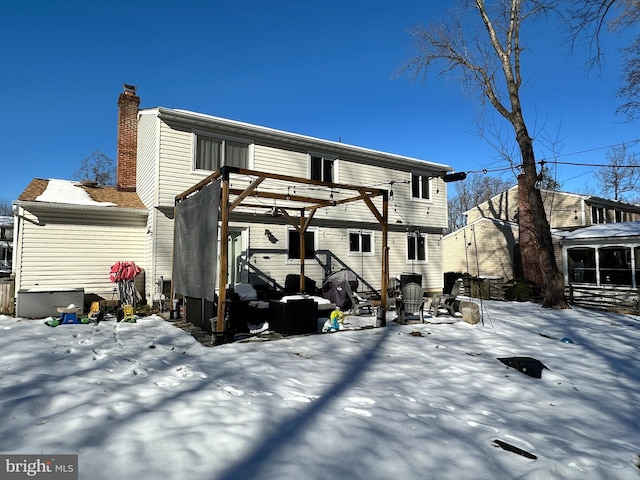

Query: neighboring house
562 221 640 288
443 185 640 281
12 85 452 315
0 216 13 276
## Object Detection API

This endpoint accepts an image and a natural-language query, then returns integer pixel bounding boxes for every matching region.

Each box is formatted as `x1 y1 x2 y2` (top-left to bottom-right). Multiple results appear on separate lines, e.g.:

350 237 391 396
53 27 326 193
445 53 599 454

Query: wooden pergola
175 165 390 342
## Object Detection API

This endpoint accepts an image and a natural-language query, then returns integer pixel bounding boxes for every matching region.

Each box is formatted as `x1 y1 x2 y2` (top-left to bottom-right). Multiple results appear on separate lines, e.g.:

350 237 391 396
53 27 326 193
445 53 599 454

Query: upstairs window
407 233 427 262
411 174 431 200
310 155 334 182
349 231 374 255
195 135 249 171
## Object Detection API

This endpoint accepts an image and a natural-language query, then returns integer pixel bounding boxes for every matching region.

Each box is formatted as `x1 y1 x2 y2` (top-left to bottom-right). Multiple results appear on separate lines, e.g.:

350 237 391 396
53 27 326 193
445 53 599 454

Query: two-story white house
12 85 452 318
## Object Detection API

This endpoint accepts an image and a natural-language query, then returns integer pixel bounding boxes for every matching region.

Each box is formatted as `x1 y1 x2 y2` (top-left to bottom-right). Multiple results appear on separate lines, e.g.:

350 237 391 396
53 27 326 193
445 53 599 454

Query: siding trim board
17 201 148 217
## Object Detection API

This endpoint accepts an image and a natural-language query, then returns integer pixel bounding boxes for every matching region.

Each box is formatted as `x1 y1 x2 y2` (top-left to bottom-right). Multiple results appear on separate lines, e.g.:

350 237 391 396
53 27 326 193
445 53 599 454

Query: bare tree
407 0 567 308
448 174 513 232
71 150 116 186
566 0 640 119
0 198 12 216
595 144 640 201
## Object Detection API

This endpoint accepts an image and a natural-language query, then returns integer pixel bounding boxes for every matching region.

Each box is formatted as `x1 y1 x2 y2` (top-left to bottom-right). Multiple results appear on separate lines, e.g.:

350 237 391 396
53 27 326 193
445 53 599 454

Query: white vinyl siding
157 123 211 207
246 224 444 295
15 208 146 299
154 212 176 279
136 113 159 209
254 146 307 177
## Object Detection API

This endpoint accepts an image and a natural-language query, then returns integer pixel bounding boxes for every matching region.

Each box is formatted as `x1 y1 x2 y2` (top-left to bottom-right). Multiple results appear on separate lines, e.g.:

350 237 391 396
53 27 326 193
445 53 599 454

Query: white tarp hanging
172 182 220 302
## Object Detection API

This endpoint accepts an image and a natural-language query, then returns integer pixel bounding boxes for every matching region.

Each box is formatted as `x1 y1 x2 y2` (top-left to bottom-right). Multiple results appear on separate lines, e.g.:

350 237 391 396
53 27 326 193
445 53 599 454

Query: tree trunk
514 125 568 308
517 175 542 284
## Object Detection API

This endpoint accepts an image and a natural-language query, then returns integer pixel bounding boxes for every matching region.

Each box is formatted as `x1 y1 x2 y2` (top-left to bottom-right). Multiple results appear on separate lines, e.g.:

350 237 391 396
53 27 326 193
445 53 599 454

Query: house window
349 231 374 255
407 233 427 262
411 174 431 200
310 155 334 182
287 229 316 260
591 206 606 224
599 246 632 286
195 135 249 171
567 247 596 284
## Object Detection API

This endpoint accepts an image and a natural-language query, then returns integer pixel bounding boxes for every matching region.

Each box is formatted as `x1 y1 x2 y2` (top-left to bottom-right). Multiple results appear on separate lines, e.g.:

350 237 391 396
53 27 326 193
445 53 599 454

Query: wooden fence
0 278 15 314
565 285 639 315
458 276 639 314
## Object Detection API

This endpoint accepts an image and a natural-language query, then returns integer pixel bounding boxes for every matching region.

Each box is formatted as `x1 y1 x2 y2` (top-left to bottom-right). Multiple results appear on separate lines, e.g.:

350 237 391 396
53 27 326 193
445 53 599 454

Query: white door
227 229 245 285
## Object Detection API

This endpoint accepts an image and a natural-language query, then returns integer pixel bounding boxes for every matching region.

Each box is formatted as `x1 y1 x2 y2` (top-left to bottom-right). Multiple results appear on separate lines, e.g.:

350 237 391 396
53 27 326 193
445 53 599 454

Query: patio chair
430 279 462 317
343 281 375 315
396 282 427 324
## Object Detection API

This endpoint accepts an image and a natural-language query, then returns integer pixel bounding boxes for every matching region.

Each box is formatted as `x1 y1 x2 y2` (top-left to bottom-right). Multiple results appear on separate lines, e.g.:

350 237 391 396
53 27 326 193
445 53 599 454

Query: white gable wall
13 205 146 301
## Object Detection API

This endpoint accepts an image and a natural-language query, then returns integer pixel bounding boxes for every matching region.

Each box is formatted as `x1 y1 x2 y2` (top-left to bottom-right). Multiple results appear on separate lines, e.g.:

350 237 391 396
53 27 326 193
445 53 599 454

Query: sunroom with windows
562 222 640 289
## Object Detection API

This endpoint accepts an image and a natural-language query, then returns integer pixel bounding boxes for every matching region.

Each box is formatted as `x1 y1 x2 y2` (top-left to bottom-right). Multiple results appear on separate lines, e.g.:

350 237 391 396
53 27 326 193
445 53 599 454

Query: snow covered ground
1 300 639 479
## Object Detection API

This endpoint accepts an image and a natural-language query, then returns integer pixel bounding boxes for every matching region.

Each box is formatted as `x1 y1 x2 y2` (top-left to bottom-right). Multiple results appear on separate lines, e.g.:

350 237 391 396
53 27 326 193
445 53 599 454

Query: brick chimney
117 84 140 191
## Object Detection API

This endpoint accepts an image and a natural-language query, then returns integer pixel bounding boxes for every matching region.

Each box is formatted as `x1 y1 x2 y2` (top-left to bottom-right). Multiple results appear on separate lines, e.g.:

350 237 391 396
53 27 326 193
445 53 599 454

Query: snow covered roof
35 179 118 206
0 216 12 227
17 178 146 210
562 221 640 241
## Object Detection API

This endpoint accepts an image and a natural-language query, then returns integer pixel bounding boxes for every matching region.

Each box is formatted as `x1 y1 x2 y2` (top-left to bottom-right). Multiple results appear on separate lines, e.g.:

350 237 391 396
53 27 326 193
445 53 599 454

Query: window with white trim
407 232 427 262
411 173 431 200
195 134 249 171
310 155 334 182
348 230 374 255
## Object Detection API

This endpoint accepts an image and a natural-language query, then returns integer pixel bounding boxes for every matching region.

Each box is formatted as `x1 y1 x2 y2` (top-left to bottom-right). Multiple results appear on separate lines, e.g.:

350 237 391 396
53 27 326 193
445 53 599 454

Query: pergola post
215 169 231 344
299 212 306 293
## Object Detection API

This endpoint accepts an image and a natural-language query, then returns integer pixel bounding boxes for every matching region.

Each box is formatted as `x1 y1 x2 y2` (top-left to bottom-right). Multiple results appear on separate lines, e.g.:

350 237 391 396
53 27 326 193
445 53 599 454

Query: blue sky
1 0 638 203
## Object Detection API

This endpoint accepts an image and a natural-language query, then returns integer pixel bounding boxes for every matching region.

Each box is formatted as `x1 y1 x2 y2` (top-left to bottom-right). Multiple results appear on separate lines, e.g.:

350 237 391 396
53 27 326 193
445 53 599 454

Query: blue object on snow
560 337 573 344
